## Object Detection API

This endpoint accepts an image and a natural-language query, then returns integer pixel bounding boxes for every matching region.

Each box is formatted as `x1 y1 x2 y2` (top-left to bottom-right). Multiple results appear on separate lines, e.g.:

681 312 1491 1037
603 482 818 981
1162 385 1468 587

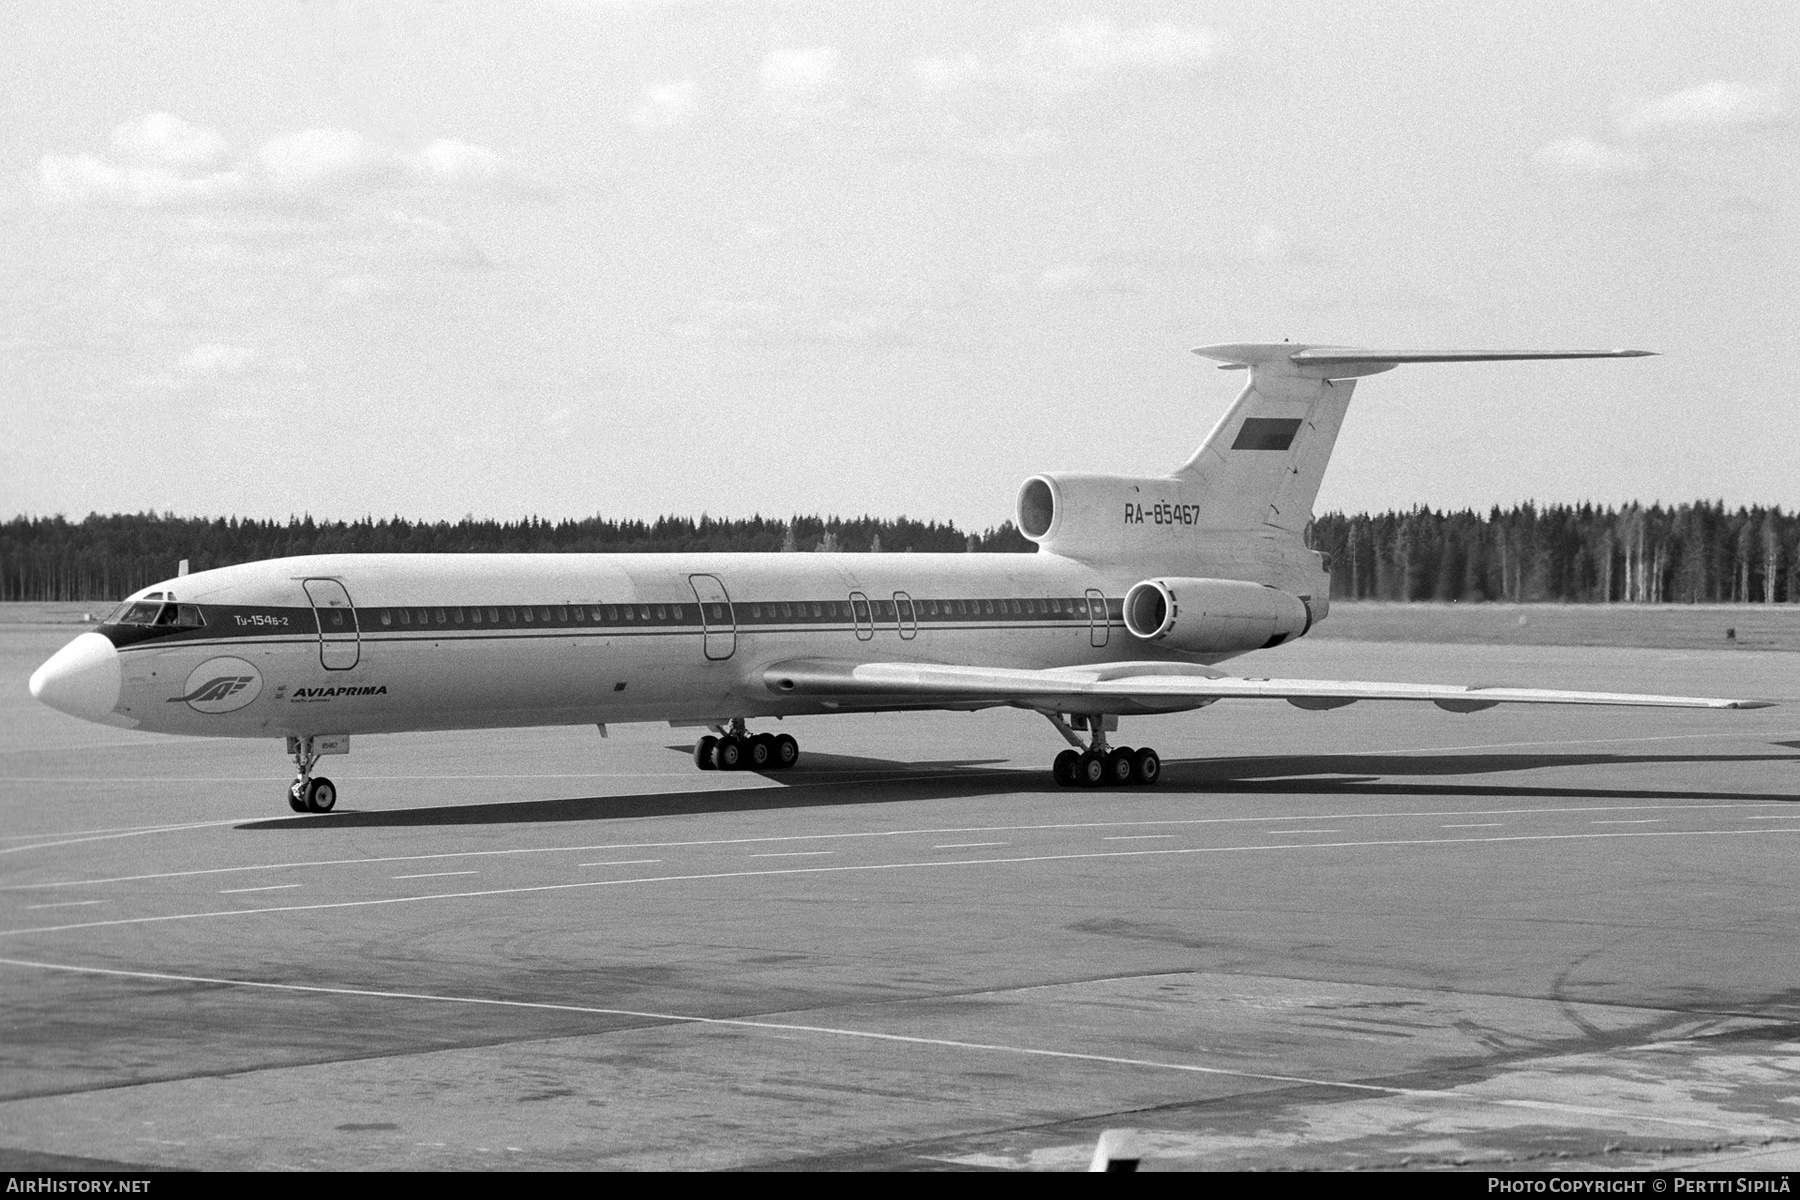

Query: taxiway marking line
1279 829 1343 834
6 826 1799 939
1102 835 1176 841
749 851 834 858
0 818 271 857
391 871 478 880
8 801 1792 892
218 884 303 894
1591 819 1665 825
1442 823 1504 828
934 842 1007 849
0 954 1748 1134
23 900 106 910
577 859 662 868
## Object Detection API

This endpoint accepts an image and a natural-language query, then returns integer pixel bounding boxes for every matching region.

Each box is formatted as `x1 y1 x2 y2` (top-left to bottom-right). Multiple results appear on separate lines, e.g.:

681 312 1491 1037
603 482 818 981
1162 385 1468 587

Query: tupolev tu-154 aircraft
29 342 1772 813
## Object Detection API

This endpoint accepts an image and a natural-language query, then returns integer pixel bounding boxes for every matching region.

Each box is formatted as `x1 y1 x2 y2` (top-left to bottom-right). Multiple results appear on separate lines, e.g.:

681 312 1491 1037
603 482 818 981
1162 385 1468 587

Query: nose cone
29 632 123 725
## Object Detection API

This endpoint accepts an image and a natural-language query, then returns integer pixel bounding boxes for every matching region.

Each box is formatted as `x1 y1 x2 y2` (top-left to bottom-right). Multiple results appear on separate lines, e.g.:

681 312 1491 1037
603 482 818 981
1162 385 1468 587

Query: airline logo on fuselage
290 685 387 701
170 657 263 714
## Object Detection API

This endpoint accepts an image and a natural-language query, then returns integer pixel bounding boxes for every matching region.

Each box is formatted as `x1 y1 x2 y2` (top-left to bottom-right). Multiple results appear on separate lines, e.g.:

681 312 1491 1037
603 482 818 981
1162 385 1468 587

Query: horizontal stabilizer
763 659 1770 715
1192 343 1655 378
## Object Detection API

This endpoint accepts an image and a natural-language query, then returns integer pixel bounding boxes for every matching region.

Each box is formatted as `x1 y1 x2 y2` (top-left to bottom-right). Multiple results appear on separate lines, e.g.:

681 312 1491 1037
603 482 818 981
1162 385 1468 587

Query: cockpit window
105 597 207 629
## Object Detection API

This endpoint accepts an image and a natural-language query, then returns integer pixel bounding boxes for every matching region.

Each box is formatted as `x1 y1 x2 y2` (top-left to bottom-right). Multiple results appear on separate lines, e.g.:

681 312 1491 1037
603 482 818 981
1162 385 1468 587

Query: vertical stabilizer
1176 345 1364 535
1179 343 1654 535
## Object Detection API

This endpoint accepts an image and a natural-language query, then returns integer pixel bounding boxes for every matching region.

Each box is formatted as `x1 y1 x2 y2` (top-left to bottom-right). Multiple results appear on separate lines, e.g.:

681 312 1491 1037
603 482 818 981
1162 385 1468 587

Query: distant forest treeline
0 513 1035 601
3 503 1796 604
1312 503 1798 604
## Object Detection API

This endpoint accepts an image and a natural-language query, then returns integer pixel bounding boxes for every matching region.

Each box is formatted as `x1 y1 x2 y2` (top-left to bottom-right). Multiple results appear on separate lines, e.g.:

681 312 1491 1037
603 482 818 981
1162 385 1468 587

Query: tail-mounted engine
1123 577 1314 655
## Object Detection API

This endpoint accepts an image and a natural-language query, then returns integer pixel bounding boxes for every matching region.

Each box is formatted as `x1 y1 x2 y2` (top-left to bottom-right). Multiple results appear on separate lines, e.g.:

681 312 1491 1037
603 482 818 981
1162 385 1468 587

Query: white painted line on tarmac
0 818 272 857
219 884 303 894
13 801 1791 893
1745 815 1800 820
1442 823 1504 829
1280 829 1343 835
8 825 1800 939
577 859 662 868
0 818 262 842
24 900 106 910
392 871 479 880
0 954 1750 1135
1591 819 1665 825
749 851 834 858
1102 835 1176 841
934 842 1008 849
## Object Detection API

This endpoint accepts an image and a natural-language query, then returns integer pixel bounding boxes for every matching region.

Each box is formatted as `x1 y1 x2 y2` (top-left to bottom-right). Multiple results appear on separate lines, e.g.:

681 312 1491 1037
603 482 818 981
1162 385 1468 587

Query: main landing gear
285 736 337 814
694 719 799 773
1046 714 1161 789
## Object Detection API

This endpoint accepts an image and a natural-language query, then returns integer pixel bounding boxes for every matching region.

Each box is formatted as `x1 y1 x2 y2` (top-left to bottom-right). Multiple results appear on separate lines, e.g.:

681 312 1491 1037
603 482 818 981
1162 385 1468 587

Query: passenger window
656 605 667 621
381 610 393 626
604 605 618 621
751 604 762 619
623 606 635 621
487 607 499 622
436 608 446 623
505 608 517 622
540 606 552 622
780 603 793 619
557 606 568 622
400 609 411 625
640 606 652 621
523 607 535 622
468 608 481 624
453 608 464 624
671 604 684 620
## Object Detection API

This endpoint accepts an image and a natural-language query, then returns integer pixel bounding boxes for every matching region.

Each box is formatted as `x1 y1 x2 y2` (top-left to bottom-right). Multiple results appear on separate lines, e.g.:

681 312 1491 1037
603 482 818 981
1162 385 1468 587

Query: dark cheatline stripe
103 594 1118 650
1232 417 1303 451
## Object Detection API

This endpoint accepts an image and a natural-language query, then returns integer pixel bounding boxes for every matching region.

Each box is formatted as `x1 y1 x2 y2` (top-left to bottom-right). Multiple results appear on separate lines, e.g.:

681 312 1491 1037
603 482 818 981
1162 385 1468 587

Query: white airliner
29 343 1771 813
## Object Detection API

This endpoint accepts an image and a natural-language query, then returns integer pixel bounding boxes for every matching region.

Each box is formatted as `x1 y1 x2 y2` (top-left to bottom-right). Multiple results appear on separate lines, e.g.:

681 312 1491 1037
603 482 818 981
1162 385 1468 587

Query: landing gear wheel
305 777 337 813
772 733 799 770
746 734 774 770
287 783 307 813
1053 748 1080 787
1131 747 1161 786
694 735 719 770
712 737 743 771
1104 748 1136 786
1075 752 1106 788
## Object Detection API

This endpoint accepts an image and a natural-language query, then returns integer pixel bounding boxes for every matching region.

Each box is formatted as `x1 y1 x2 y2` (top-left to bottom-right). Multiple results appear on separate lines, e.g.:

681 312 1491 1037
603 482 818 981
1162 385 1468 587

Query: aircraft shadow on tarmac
235 745 1800 831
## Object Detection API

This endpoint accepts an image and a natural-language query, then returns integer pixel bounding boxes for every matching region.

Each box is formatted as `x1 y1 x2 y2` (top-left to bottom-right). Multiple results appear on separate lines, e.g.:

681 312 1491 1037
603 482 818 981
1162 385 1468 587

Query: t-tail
1016 343 1653 574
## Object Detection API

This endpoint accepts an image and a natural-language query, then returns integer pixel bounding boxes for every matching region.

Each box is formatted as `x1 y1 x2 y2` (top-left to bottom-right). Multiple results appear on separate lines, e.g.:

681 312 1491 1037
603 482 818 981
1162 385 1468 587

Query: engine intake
1123 577 1312 655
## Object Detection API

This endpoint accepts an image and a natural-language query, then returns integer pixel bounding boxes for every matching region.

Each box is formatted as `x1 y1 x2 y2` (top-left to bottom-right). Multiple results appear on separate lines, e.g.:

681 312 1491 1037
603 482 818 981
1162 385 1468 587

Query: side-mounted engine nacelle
1123 577 1315 655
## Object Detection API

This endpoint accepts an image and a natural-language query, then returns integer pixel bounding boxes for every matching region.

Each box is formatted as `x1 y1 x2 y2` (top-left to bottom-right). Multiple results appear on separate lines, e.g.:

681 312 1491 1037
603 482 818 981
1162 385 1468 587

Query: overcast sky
2 0 1795 529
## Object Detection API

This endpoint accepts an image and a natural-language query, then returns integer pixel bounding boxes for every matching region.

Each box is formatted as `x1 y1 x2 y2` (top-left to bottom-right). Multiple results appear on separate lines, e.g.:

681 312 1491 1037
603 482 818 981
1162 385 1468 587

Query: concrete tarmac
3 620 1798 1171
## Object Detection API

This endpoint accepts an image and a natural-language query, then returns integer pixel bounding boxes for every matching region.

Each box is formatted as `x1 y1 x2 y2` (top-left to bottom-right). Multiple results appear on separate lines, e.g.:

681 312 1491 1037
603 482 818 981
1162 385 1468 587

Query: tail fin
1176 343 1653 535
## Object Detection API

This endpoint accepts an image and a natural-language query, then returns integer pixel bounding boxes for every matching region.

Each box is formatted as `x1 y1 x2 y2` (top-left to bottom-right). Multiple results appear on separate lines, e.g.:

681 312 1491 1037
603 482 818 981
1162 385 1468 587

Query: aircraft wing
762 659 1772 714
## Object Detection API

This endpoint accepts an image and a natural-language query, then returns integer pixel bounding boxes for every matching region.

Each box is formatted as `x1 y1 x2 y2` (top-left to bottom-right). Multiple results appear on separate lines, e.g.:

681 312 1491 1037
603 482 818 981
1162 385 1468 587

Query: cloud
760 46 839 96
257 128 403 193
1532 135 1649 176
111 113 229 169
177 344 257 377
35 115 539 208
630 80 698 129
916 20 1223 97
1617 81 1784 137
36 153 250 206
388 210 494 270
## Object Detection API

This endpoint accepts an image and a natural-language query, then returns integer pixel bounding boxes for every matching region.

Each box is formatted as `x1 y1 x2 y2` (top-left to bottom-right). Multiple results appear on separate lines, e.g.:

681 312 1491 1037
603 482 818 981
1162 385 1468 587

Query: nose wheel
284 737 338 813
694 723 799 772
1047 716 1160 788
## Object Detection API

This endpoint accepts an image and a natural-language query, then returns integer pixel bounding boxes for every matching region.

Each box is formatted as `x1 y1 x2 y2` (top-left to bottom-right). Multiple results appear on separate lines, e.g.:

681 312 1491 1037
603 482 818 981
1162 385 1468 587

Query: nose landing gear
694 720 799 773
285 736 338 813
1046 714 1160 788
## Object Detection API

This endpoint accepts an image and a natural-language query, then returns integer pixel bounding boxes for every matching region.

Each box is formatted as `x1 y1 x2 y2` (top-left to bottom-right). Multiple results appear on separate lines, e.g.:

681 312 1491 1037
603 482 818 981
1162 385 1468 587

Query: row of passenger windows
368 597 1113 630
